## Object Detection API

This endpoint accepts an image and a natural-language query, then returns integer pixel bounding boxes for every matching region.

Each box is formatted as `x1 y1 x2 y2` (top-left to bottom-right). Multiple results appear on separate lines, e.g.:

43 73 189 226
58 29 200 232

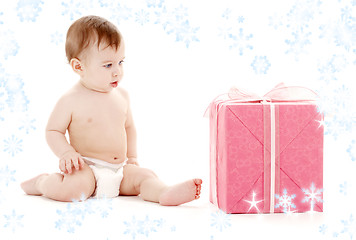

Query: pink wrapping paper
209 86 323 214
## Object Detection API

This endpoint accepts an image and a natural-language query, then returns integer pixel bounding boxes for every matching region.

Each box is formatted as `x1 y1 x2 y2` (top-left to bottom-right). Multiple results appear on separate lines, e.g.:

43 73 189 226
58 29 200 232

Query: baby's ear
70 58 83 74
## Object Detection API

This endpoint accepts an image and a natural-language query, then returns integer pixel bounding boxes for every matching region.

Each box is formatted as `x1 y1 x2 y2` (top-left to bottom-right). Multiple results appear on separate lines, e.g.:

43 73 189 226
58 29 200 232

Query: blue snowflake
339 181 348 195
340 214 356 239
6 91 29 112
319 224 327 235
0 12 3 24
251 56 271 74
0 166 16 187
123 215 166 240
0 30 19 59
135 9 150 26
173 4 188 21
221 8 232 20
16 0 44 22
317 54 348 83
19 115 36 134
154 6 175 33
210 209 231 232
109 3 133 25
229 28 253 55
51 31 64 45
3 135 23 157
55 202 85 233
3 210 24 233
302 183 323 212
174 20 199 48
61 0 83 21
285 30 312 60
334 6 356 52
3 74 24 94
275 189 297 213
55 196 113 233
347 140 356 162
146 0 164 8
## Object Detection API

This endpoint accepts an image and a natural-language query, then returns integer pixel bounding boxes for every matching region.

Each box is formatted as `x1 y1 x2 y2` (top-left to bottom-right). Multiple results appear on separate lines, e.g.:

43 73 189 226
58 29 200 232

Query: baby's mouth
110 81 118 88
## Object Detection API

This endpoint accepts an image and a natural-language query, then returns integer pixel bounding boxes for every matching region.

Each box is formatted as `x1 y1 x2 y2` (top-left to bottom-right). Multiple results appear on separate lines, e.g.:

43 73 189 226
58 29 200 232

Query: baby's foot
159 179 202 206
20 174 48 196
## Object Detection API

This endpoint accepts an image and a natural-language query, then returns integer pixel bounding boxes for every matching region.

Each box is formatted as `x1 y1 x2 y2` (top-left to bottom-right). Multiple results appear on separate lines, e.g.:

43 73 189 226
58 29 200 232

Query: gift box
209 85 323 214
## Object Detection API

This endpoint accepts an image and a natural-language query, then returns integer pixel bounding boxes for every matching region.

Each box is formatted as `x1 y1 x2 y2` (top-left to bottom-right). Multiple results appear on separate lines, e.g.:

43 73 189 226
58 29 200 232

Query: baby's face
79 40 125 92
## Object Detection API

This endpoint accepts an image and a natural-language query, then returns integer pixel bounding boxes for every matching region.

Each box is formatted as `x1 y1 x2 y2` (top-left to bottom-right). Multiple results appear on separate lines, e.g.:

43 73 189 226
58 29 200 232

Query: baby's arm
120 89 138 165
46 94 84 174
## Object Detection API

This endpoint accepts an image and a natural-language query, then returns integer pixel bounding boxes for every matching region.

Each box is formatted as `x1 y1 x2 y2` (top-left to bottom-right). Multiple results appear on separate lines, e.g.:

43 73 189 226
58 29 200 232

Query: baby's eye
103 63 112 68
119 60 125 65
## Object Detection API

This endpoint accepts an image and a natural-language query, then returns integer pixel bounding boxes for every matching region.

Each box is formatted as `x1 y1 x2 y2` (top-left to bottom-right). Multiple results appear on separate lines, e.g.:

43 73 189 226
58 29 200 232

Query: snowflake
3 74 24 94
51 31 64 45
0 165 16 187
6 91 29 112
174 20 199 48
210 209 231 232
3 210 24 233
109 3 133 25
146 0 164 8
318 54 348 83
55 196 113 233
173 4 188 21
3 135 23 157
0 12 3 25
275 189 296 213
154 6 177 33
135 9 150 26
55 203 84 233
251 56 271 74
123 215 166 240
340 214 356 239
19 115 36 134
285 30 312 60
61 0 83 21
16 0 44 22
339 181 348 195
228 28 253 55
319 224 327 235
221 8 232 20
244 191 263 213
302 182 323 212
0 29 19 59
347 140 356 162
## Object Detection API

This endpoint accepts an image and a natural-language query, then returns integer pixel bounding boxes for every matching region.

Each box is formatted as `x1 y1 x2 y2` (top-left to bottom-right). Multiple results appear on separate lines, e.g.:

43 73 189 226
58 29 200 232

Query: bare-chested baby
21 15 202 205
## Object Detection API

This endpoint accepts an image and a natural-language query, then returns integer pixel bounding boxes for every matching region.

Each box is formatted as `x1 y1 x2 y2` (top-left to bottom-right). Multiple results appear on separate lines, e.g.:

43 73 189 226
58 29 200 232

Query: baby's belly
69 127 127 164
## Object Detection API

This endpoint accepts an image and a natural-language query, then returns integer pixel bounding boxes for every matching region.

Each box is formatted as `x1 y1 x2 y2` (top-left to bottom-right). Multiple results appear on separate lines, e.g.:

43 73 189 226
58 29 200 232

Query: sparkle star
244 192 263 213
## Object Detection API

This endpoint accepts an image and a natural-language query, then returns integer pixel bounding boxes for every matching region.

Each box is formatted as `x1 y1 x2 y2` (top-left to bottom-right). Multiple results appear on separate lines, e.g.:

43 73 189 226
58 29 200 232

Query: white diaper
83 157 125 198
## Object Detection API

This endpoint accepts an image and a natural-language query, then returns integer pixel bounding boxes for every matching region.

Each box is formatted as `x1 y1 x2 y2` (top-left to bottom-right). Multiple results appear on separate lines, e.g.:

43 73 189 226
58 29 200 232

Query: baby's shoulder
116 87 130 101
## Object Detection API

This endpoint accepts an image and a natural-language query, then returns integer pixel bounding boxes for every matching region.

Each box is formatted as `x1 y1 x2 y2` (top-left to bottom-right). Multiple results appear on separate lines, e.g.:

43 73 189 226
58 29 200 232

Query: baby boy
21 15 202 205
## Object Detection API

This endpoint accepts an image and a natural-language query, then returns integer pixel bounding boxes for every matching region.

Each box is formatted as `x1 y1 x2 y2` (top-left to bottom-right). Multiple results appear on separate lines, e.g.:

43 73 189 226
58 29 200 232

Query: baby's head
65 15 122 63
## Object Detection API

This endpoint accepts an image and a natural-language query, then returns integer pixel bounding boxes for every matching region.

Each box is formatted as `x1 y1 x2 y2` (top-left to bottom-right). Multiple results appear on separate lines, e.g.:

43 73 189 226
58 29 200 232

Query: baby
21 15 202 205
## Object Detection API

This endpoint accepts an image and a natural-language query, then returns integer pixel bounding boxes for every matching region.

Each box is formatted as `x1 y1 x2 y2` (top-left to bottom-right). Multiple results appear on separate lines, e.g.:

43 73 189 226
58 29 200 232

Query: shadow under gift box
209 101 323 214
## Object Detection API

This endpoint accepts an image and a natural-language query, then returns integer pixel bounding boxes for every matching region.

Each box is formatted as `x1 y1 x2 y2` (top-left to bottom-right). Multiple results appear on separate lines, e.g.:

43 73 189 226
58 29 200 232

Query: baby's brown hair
65 15 122 63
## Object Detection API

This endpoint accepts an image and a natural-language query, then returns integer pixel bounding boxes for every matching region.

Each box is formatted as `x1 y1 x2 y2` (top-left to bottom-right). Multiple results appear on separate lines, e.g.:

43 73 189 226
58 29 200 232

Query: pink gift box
209 86 324 214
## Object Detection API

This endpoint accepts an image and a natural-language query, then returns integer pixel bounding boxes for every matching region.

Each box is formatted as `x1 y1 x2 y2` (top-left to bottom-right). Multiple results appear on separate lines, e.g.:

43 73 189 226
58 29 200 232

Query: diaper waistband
83 157 125 170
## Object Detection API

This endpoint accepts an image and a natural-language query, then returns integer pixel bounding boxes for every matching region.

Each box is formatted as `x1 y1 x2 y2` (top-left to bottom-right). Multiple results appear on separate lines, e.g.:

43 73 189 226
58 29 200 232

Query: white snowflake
210 209 231 232
3 135 23 157
275 189 296 213
302 182 323 212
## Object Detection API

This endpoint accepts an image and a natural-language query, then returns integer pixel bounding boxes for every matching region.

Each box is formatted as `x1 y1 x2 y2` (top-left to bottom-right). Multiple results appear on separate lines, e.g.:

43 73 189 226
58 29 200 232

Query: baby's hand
59 150 85 174
127 158 139 166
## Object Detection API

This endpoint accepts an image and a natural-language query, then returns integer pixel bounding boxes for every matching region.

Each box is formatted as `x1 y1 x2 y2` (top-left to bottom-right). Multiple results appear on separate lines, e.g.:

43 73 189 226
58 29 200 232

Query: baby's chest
73 97 128 126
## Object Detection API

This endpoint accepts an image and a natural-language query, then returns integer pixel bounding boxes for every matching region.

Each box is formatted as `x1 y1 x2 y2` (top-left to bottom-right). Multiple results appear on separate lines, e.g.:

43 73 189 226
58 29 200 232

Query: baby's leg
120 164 202 206
21 164 95 202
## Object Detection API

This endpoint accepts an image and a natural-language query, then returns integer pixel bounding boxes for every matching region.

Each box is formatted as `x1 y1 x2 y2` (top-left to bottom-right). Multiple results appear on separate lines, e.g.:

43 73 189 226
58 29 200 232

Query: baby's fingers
59 159 67 173
66 159 73 174
72 157 80 171
79 157 85 169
